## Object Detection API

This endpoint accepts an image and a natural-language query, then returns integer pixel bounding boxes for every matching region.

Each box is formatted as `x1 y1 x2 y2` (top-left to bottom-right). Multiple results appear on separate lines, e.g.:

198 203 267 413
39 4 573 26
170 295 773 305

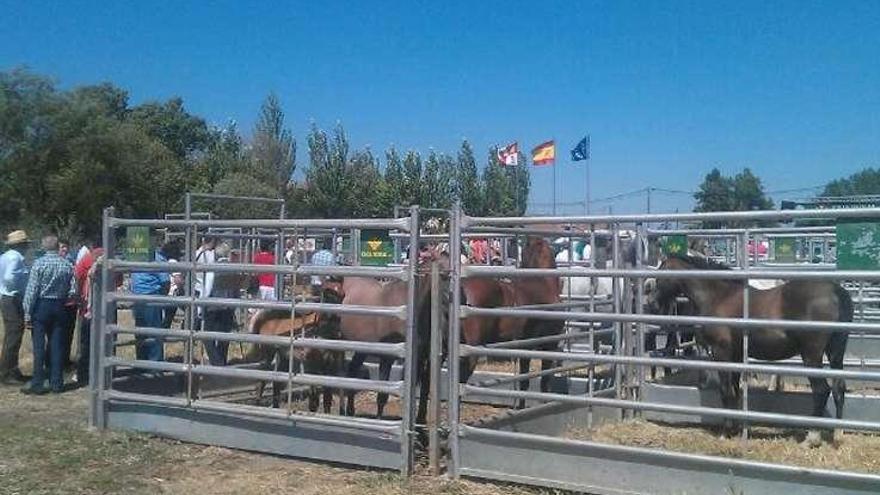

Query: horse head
522 236 556 269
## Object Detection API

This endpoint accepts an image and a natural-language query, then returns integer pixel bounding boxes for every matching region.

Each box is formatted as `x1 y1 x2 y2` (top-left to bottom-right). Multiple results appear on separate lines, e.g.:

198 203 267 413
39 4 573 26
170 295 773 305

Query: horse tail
248 309 265 334
828 284 853 370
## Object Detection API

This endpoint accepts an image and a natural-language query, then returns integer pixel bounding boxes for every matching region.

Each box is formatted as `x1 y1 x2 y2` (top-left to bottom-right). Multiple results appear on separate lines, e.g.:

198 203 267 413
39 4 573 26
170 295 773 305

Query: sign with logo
661 235 687 257
125 226 151 261
360 229 393 266
774 238 796 263
837 221 880 270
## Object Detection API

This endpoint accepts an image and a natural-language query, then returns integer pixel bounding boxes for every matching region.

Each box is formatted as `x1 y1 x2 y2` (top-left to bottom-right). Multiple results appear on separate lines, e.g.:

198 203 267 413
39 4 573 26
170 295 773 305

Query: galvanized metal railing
90 205 423 474
445 204 880 493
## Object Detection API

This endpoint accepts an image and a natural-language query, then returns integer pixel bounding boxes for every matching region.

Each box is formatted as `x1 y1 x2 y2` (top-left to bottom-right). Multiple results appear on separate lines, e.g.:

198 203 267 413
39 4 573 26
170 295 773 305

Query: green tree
401 150 422 207
192 122 248 191
128 97 210 160
693 167 773 228
454 140 483 215
421 150 455 209
250 93 296 194
211 171 280 219
823 168 880 196
383 146 405 212
304 124 348 217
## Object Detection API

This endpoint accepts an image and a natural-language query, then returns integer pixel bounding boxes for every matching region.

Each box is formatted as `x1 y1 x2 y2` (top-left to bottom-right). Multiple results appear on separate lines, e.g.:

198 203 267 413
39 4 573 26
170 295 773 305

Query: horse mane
670 253 732 271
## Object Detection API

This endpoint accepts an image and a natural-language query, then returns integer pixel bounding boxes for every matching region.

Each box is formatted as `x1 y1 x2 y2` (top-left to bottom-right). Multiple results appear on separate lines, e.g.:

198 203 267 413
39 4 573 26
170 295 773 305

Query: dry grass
567 419 880 474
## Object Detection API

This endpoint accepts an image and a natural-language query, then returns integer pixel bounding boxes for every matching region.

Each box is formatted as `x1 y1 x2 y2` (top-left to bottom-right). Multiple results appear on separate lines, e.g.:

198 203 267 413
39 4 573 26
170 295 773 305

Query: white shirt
193 247 215 298
76 246 91 264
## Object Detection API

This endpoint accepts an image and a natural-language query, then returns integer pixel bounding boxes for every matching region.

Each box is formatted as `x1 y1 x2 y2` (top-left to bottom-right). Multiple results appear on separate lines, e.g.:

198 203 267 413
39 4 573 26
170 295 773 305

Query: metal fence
88 206 424 474
445 206 880 494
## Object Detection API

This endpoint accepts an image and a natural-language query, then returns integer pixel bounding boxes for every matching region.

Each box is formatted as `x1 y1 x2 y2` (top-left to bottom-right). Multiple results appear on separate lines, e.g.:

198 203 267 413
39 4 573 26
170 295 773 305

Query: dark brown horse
649 255 851 443
247 289 344 413
460 236 563 407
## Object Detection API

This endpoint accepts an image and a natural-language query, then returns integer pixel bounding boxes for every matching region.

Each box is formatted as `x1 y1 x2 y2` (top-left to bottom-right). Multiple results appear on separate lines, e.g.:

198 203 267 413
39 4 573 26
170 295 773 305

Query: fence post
429 260 442 476
741 230 751 442
447 203 463 478
94 206 116 429
400 205 420 475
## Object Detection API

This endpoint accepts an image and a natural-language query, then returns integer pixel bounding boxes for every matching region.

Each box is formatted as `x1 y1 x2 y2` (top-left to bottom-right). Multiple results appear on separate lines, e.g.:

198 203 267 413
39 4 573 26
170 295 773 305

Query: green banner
360 229 393 266
774 238 796 263
661 235 687 257
837 221 880 270
125 226 151 262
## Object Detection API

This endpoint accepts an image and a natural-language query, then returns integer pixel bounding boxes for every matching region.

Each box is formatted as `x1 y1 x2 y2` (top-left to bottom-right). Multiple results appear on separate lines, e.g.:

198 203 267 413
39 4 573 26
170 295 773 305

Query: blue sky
2 1 878 214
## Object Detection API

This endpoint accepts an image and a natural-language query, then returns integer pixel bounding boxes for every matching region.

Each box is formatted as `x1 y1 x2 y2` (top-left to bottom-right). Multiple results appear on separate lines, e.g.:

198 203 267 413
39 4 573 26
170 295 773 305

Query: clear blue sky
2 1 878 215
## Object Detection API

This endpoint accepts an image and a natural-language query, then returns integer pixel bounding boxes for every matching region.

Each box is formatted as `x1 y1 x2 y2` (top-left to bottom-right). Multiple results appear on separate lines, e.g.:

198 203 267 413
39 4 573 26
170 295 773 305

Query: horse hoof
801 430 823 448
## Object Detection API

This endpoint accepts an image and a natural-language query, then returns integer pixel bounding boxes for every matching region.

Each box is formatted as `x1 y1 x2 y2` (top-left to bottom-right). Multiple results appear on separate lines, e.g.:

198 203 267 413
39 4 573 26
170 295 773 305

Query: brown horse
333 253 447 428
460 236 563 407
247 289 344 413
649 255 851 444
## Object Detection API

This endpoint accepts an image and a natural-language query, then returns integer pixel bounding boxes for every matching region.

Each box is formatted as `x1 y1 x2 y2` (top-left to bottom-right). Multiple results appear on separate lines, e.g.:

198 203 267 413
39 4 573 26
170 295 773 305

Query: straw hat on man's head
5 230 29 246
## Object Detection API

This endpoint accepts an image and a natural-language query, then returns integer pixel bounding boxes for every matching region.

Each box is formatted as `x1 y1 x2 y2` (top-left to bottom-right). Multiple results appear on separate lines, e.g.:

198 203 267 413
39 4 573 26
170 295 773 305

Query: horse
459 236 563 408
648 254 852 445
332 252 448 430
247 289 344 413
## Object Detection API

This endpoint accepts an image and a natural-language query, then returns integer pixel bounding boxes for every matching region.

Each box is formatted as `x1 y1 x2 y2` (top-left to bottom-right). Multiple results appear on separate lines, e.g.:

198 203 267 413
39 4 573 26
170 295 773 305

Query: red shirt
253 251 276 288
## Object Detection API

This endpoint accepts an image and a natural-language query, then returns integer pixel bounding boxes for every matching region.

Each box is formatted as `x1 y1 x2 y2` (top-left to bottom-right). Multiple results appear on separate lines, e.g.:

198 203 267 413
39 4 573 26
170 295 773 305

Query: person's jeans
77 316 91 384
132 303 164 361
30 299 66 391
0 295 24 377
203 309 235 366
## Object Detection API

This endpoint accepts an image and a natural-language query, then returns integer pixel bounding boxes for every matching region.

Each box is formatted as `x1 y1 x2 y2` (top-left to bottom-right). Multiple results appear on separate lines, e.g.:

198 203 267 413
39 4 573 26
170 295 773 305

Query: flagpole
586 134 591 215
553 137 557 215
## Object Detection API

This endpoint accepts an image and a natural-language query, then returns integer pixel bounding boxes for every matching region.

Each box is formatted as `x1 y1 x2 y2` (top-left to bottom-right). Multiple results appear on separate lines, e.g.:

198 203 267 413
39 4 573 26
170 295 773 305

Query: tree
401 150 423 207
383 146 405 212
454 140 483 215
304 124 347 217
251 93 296 194
211 171 280 219
127 97 209 160
693 167 773 228
421 150 455 209
192 122 248 192
823 168 880 196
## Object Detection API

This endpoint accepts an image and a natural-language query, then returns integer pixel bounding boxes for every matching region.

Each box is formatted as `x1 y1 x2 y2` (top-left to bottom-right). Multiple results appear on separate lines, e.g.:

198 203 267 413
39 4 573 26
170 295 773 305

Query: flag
571 135 590 162
531 140 555 166
496 142 519 166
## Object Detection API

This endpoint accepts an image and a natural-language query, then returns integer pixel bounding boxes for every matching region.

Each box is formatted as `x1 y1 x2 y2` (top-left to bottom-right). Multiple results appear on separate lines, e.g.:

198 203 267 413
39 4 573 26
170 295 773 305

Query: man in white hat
0 230 30 384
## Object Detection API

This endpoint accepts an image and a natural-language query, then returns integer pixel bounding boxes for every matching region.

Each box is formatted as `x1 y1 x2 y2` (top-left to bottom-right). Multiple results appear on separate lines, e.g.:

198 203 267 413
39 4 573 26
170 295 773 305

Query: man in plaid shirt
309 240 335 293
21 235 76 394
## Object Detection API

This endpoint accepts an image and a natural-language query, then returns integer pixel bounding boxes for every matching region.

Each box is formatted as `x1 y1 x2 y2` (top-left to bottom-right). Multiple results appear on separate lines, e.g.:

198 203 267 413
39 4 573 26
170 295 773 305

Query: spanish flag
531 140 555 166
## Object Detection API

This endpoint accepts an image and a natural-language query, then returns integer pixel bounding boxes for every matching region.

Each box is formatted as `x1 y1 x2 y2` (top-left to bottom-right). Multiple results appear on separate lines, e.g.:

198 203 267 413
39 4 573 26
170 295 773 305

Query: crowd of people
0 230 101 394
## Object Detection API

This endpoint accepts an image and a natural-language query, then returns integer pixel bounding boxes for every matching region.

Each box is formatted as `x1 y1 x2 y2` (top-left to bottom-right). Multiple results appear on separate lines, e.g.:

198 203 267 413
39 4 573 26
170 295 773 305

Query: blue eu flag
571 136 590 162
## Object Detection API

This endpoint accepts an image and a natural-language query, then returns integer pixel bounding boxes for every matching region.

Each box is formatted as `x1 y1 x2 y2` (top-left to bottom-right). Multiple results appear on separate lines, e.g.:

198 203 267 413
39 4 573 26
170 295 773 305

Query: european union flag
571 136 590 162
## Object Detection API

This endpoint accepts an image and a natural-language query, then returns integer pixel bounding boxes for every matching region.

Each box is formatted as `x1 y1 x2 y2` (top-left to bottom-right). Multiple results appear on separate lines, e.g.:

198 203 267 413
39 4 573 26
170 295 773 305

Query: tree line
0 68 529 240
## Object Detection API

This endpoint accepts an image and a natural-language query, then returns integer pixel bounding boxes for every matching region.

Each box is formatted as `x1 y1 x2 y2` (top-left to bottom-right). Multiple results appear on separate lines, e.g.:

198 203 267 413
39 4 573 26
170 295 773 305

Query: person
56 240 78 370
161 241 184 329
130 242 174 361
284 238 296 264
309 240 335 294
252 240 277 300
193 236 217 331
21 235 76 394
73 246 103 386
75 240 91 265
0 230 30 384
203 242 237 366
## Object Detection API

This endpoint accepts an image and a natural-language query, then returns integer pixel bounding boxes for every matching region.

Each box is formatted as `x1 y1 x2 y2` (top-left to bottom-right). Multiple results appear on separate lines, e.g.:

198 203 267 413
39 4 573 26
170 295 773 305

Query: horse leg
376 356 393 419
345 352 367 416
717 370 741 437
308 387 319 413
459 356 476 384
323 387 333 415
271 349 282 409
804 376 831 447
516 358 530 409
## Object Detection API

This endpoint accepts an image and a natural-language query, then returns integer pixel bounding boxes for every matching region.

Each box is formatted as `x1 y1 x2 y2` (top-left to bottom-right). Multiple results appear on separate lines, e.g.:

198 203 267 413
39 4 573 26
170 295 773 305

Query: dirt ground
0 382 569 495
0 317 563 495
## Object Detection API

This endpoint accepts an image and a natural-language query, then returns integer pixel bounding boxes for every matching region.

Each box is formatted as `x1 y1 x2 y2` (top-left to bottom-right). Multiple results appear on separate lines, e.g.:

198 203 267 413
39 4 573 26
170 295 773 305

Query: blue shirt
131 251 170 295
0 248 28 297
22 251 75 318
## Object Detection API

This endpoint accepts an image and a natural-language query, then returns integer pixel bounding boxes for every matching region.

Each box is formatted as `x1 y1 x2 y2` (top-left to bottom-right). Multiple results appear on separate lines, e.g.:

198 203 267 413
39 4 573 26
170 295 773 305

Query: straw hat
5 230 29 246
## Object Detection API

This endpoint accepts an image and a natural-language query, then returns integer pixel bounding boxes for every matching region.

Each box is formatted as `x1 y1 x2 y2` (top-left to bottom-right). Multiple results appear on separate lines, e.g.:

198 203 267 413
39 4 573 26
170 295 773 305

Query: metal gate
88 206 423 473
446 205 880 494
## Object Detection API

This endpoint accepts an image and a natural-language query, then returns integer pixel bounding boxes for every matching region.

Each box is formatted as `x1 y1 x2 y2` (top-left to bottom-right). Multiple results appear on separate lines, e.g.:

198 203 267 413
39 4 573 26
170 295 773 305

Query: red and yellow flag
531 140 555 166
